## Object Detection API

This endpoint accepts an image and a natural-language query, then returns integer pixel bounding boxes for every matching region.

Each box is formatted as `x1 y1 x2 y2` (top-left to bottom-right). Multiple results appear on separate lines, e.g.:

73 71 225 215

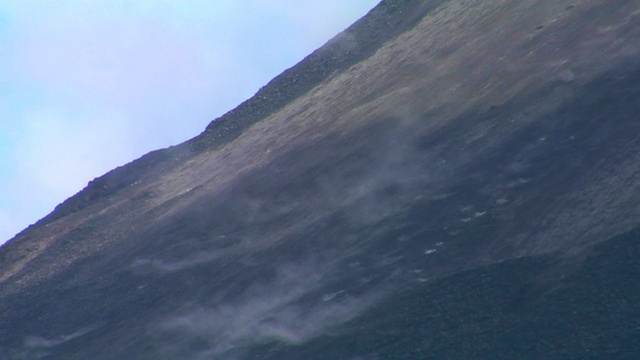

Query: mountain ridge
7 0 440 233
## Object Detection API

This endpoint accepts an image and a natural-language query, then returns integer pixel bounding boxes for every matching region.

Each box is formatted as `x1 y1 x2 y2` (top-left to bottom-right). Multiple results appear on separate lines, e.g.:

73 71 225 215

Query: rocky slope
2 0 640 359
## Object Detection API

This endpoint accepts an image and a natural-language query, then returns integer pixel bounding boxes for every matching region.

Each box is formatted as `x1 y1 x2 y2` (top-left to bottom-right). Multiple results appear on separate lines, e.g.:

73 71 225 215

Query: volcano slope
2 0 640 359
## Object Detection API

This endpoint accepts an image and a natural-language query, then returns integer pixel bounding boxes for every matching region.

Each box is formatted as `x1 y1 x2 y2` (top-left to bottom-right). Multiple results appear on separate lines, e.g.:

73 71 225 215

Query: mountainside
2 0 640 359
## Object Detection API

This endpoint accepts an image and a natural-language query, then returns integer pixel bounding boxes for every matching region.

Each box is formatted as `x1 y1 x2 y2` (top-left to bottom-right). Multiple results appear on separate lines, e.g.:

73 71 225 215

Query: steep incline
2 0 640 359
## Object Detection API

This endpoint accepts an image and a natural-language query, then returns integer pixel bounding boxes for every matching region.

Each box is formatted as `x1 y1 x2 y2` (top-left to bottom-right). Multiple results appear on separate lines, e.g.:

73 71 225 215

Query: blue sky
0 1 379 244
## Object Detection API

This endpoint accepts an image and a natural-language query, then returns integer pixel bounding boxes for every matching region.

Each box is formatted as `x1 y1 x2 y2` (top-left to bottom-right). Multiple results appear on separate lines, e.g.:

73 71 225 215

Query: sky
0 1 379 245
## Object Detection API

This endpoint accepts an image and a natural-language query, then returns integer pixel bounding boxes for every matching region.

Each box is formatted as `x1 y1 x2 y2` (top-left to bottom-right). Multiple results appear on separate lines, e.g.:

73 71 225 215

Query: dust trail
156 261 386 359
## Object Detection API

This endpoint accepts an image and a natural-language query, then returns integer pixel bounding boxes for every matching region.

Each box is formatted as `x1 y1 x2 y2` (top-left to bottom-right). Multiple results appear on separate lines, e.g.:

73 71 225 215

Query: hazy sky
0 1 379 244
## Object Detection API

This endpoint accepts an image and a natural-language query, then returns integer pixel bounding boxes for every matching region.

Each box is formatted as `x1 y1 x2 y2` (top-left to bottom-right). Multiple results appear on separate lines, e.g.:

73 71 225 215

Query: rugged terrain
2 0 640 359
